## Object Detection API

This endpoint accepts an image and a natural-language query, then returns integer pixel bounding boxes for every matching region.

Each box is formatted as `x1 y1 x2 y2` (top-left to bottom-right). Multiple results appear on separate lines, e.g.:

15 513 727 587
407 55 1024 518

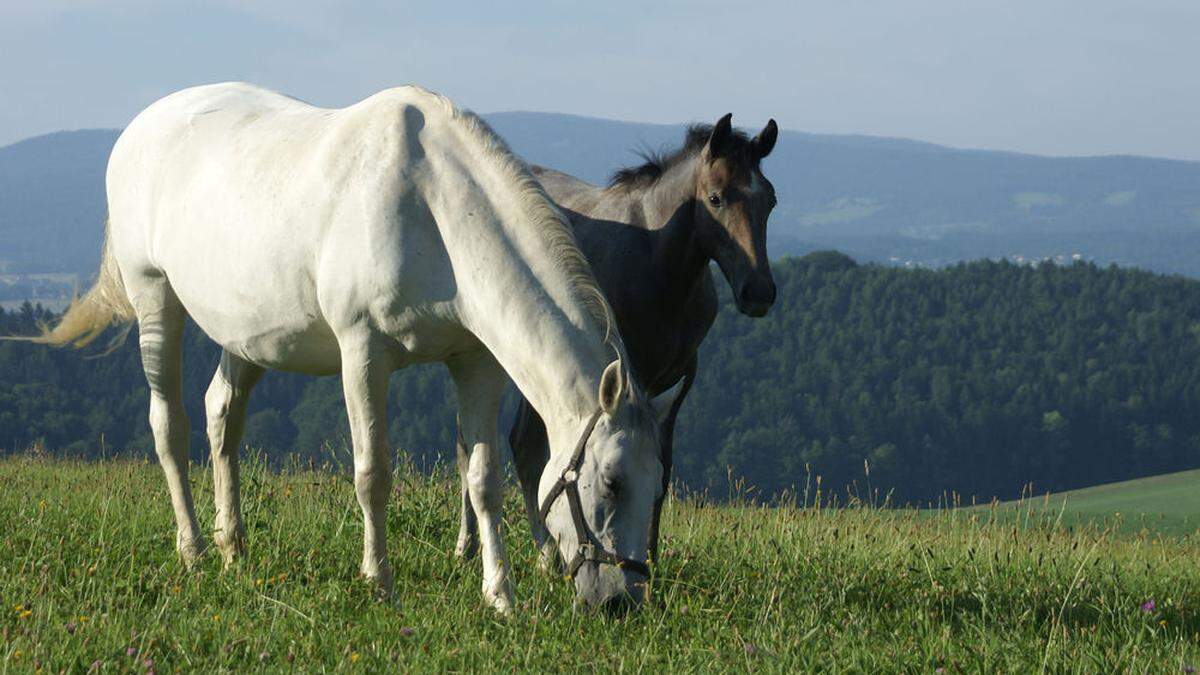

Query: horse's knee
148 394 187 445
204 377 231 422
354 460 391 506
467 452 502 511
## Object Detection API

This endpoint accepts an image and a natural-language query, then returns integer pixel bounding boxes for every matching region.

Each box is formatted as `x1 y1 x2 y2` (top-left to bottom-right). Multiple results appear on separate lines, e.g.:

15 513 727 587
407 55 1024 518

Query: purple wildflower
1182 666 1196 674
126 646 138 658
399 626 415 637
143 658 154 669
1141 600 1156 613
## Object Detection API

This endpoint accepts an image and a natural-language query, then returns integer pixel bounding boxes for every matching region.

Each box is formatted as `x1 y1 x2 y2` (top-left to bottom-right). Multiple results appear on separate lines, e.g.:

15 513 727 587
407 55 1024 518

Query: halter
537 409 652 579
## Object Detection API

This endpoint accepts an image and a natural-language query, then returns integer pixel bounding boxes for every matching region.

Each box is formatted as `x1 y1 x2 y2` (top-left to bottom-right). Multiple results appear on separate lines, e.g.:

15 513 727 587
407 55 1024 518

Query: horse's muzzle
574 561 647 615
737 273 777 317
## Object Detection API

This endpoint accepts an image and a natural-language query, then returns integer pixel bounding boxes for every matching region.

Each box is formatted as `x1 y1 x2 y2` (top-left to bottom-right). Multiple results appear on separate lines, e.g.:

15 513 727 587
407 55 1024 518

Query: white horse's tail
26 221 135 349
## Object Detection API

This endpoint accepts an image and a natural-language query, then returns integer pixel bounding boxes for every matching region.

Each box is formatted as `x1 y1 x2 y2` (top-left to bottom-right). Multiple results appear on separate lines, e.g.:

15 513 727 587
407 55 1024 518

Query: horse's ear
598 360 625 415
650 379 686 427
753 119 778 159
706 113 734 160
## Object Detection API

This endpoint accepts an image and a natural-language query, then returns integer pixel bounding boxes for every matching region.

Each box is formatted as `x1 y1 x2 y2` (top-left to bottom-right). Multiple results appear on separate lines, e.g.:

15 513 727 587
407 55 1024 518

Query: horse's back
105 83 451 372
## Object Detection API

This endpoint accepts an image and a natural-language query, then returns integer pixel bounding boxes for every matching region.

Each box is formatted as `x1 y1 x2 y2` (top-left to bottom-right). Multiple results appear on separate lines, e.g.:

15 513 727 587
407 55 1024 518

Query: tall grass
1 453 1197 672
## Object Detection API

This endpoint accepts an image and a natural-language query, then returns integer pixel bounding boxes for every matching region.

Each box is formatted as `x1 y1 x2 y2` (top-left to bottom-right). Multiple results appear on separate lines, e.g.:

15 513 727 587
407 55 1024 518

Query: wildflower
171 586 180 594
127 647 139 657
350 652 360 663
258 651 269 662
144 658 154 669
1141 600 1156 613
212 614 221 622
1181 665 1195 674
400 627 415 637
18 609 32 619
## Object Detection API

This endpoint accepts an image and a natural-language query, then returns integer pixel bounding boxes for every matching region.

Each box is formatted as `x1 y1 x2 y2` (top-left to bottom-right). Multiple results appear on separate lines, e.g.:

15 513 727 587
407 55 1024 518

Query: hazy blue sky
2 1 1198 160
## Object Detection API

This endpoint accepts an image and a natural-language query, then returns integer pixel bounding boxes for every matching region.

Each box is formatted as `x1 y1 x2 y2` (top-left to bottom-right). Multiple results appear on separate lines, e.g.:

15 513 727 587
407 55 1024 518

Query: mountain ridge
4 113 1200 283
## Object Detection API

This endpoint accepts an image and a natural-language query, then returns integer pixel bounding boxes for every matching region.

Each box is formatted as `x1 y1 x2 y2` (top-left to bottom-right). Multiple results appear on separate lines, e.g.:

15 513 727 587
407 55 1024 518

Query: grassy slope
983 469 1200 537
1 456 1198 672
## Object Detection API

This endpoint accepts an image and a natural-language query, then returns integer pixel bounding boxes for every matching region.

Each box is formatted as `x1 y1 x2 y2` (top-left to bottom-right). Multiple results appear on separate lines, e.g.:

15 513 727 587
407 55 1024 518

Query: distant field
1 455 1198 671
979 469 1200 537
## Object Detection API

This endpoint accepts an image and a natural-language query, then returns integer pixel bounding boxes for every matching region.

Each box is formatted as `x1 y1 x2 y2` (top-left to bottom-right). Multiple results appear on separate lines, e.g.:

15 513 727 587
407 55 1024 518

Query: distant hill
4 113 1200 280
0 129 115 275
984 468 1200 536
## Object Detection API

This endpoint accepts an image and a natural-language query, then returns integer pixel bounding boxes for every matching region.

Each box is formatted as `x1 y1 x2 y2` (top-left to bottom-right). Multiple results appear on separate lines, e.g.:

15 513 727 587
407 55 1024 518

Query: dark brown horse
456 113 779 563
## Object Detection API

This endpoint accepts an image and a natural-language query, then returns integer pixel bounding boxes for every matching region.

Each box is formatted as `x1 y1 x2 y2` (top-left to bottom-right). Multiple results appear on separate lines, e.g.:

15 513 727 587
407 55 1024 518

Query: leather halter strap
537 409 651 579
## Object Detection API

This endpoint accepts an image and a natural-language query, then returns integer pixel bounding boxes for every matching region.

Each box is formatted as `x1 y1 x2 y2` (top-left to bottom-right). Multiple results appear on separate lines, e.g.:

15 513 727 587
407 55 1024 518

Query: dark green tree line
3 253 1199 503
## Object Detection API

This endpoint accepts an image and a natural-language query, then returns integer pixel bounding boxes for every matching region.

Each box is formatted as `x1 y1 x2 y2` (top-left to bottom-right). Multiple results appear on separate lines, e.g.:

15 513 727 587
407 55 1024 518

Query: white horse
31 82 680 613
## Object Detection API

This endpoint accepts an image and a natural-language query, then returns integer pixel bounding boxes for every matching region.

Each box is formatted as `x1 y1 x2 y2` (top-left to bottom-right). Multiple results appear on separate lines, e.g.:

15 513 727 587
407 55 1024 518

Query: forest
3 252 1199 504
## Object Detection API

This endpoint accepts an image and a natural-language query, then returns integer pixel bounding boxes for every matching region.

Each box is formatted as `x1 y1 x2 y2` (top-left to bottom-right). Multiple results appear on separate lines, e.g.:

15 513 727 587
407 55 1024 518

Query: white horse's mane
425 91 619 353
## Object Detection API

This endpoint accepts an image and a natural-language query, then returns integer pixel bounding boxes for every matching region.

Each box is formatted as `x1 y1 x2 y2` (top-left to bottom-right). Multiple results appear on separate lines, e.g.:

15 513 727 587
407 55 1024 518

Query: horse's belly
169 268 342 375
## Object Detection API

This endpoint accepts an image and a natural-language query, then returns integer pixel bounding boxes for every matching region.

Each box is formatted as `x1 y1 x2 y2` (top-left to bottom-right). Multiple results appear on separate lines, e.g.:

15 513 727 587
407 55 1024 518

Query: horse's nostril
600 591 638 617
738 275 776 315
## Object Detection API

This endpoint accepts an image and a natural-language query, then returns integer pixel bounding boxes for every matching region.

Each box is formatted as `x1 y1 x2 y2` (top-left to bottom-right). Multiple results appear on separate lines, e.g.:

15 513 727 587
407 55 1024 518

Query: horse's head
539 360 682 613
692 114 779 317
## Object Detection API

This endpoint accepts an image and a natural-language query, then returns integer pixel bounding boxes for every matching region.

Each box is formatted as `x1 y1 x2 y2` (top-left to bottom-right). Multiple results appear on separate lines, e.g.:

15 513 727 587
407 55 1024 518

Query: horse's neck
638 156 709 297
431 142 612 439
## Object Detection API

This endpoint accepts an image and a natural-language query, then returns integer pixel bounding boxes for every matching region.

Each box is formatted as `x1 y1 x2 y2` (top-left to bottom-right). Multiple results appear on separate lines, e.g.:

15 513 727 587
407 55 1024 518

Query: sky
2 1 1198 161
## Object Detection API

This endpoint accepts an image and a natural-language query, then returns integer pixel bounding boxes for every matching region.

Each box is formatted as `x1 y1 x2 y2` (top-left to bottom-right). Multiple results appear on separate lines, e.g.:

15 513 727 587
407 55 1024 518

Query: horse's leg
339 333 394 594
649 356 698 563
509 399 557 570
448 351 513 613
453 420 479 559
205 350 264 567
135 281 203 565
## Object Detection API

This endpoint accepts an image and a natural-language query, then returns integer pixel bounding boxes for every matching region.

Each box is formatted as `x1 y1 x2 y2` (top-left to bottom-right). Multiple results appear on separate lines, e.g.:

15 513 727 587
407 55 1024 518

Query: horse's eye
602 476 622 497
707 193 722 207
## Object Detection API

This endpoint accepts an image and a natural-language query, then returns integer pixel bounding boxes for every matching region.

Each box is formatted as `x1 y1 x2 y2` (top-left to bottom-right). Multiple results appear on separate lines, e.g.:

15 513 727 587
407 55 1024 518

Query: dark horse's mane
608 124 755 190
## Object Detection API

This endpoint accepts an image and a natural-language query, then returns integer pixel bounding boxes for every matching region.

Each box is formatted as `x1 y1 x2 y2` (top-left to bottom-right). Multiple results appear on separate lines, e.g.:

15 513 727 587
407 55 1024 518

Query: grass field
981 470 1200 537
1 454 1198 672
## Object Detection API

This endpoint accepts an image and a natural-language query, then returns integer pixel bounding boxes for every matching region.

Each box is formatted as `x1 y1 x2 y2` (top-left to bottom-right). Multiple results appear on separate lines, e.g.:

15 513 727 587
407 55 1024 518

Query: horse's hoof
178 538 208 569
215 532 246 569
482 574 514 615
362 565 395 600
484 588 514 615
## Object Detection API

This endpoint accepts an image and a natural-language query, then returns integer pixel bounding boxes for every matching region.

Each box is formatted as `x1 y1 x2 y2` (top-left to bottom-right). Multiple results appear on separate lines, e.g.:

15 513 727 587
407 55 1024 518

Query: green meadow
978 469 1200 538
1 454 1198 672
